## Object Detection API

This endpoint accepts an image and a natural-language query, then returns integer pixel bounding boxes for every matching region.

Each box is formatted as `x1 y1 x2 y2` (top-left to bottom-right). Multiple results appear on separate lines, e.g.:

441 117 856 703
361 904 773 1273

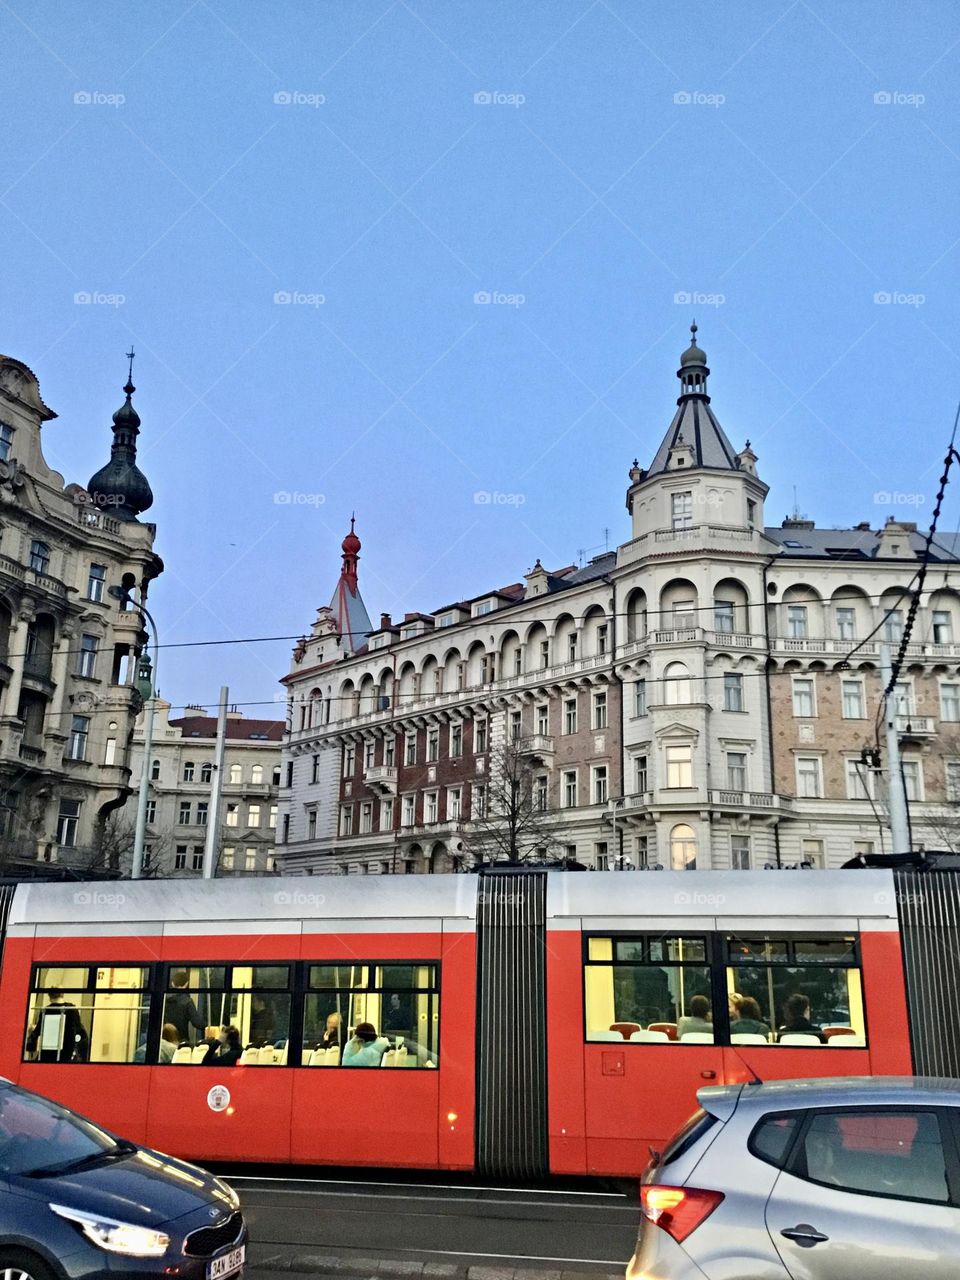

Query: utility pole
202 687 229 879
112 584 159 881
880 643 911 854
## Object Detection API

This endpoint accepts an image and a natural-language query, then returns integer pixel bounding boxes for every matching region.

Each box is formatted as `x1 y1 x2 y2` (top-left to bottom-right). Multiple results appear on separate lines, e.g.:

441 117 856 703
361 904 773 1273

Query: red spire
340 514 360 590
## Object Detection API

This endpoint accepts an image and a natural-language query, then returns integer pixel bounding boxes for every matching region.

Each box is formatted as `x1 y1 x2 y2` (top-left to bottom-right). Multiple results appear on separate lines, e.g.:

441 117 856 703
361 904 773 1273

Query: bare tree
459 738 563 868
81 813 170 878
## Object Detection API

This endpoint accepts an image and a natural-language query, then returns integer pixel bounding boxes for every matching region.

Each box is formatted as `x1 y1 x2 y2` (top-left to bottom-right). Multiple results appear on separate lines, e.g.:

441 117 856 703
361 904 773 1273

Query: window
303 962 439 1067
87 563 106 602
475 719 488 754
941 684 960 723
714 601 734 633
150 759 161 781
424 792 438 823
385 738 396 768
947 762 960 802
933 610 953 644
159 964 292 1058
364 742 375 770
343 747 354 777
180 760 195 783
381 797 394 828
448 788 462 820
251 764 263 784
532 775 547 812
671 491 693 529
672 600 695 629
402 795 415 827
801 838 825 868
0 422 13 461
564 698 578 735
568 632 578 661
103 736 116 766
340 805 354 836
562 770 578 808
635 679 647 716
884 608 904 642
473 600 492 617
196 801 208 826
842 679 865 719
787 605 807 639
219 847 234 871
665 744 693 788
405 732 417 766
594 841 609 870
192 849 205 871
509 712 522 744
536 703 549 736
225 803 239 828
473 784 487 819
726 932 864 1044
846 758 876 801
731 834 750 870
893 681 913 716
268 804 278 829
29 541 49 575
513 648 522 676
450 723 463 757
726 751 747 792
592 765 608 806
540 638 550 668
24 965 151 1064
201 762 213 784
902 759 922 802
584 934 711 1043
836 607 856 641
67 716 89 762
791 1110 949 1202
634 754 648 793
56 800 80 847
852 839 876 859
281 814 290 843
77 634 98 678
747 498 757 527
426 729 439 761
723 673 744 712
178 801 191 825
664 661 691 704
796 756 822 798
670 823 697 870
792 678 816 717
145 800 156 824
174 847 187 870
248 803 261 827
597 623 609 656
310 754 321 785
593 690 608 729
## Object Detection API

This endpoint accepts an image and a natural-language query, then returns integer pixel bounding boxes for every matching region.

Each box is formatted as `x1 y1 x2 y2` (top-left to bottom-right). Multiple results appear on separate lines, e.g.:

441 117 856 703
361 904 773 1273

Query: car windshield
0 1086 121 1176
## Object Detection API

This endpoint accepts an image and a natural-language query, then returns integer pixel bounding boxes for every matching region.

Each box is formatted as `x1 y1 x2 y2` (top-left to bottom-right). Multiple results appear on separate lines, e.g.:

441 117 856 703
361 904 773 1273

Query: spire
677 320 710 399
86 350 153 521
642 326 738 477
330 516 372 655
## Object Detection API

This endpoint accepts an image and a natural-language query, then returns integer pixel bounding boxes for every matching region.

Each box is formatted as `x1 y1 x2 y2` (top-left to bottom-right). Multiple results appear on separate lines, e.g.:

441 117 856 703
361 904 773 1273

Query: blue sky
2 1 958 715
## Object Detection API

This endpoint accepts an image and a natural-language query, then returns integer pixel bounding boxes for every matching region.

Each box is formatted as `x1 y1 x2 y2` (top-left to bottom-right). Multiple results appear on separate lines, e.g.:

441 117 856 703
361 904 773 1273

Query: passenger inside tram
677 996 713 1038
730 996 770 1038
341 1022 391 1066
777 993 827 1043
202 1025 243 1066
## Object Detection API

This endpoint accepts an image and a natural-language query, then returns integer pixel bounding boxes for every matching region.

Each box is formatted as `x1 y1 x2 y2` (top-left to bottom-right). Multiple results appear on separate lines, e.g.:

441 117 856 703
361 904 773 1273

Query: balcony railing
708 789 794 811
895 714 936 735
516 733 555 757
364 765 398 794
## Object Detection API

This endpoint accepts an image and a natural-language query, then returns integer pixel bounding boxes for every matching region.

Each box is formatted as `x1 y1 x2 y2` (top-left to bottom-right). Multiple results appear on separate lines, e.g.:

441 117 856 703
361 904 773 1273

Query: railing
77 508 121 535
708 789 794 811
621 523 756 555
364 765 398 791
0 555 24 580
23 655 53 680
895 714 936 735
30 570 66 598
517 734 555 756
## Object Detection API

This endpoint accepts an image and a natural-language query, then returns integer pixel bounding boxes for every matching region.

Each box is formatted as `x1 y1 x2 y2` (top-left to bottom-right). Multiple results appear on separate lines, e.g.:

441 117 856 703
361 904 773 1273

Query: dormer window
401 625 420 640
473 599 493 617
436 612 455 628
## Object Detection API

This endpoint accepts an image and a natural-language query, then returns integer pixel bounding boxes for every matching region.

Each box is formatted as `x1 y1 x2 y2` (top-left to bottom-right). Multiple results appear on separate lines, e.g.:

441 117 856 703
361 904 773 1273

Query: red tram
0 868 942 1178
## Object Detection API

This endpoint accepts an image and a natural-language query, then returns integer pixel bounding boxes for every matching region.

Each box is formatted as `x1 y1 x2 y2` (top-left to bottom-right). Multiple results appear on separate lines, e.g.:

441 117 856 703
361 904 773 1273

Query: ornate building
0 352 162 872
278 327 960 873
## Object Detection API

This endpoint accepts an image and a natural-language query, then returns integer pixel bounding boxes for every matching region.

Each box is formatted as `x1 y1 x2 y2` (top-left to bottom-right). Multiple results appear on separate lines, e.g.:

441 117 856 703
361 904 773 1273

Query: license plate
207 1245 244 1279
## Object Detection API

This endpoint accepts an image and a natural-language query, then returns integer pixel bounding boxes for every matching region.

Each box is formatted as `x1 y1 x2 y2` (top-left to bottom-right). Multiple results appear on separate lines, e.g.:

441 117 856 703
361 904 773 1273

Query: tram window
726 934 866 1046
303 961 439 1067
584 936 711 1043
24 966 151 1065
159 965 292 1062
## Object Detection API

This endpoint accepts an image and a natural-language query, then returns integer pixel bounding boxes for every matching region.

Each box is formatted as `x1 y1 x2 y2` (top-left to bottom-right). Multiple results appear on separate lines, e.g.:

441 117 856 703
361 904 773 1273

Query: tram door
474 869 549 1178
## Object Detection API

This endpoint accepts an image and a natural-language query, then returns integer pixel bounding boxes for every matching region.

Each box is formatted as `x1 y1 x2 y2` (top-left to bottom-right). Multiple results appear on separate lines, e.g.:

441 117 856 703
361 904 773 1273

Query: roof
701 1077 960 1117
169 715 285 742
765 526 960 562
646 393 740 476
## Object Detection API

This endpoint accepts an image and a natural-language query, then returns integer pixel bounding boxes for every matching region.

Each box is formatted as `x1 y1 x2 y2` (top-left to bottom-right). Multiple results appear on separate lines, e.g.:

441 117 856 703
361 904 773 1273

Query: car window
795 1110 951 1204
660 1108 718 1167
750 1112 800 1168
0 1088 114 1175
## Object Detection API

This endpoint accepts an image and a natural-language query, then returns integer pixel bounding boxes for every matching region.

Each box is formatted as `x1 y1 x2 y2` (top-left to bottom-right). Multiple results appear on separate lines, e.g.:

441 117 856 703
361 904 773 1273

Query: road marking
240 1188 636 1213
372 1248 623 1265
224 1174 627 1199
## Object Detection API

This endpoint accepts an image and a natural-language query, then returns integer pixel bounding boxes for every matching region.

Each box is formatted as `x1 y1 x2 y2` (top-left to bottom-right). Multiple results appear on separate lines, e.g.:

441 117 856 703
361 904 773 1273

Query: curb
251 1253 621 1280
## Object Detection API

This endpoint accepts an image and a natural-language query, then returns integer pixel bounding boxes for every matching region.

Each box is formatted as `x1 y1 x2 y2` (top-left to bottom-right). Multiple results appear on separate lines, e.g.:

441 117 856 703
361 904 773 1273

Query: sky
2 1 959 717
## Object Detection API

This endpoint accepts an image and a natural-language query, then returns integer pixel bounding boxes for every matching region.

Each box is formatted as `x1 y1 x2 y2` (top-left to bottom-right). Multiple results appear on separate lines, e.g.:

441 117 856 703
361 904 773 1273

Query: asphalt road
222 1171 638 1275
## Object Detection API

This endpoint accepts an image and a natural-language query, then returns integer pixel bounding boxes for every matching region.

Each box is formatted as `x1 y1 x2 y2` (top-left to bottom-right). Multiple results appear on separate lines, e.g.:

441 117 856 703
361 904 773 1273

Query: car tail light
641 1184 724 1243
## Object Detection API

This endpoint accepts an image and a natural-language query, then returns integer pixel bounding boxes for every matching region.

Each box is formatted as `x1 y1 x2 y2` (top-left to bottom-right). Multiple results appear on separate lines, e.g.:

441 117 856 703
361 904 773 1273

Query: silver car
627 1077 960 1279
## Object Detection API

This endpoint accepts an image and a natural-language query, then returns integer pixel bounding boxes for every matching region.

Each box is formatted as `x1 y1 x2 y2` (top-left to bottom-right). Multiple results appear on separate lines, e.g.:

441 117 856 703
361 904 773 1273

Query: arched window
183 761 195 782
201 762 212 784
272 764 281 786
670 823 697 871
150 759 161 781
664 661 691 705
251 764 263 784
229 763 242 785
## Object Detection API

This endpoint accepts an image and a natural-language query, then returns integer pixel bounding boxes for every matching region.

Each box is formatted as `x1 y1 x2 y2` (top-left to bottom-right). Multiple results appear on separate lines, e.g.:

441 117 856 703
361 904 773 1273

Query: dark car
0 1079 246 1280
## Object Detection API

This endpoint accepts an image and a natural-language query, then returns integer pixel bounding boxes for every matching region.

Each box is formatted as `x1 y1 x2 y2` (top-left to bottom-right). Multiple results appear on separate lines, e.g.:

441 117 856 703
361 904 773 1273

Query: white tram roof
6 870 898 939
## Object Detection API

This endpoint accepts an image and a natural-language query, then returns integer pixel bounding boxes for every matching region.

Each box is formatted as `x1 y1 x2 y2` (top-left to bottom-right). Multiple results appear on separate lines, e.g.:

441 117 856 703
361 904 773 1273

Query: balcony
895 714 936 736
364 765 398 795
708 789 794 813
515 733 555 759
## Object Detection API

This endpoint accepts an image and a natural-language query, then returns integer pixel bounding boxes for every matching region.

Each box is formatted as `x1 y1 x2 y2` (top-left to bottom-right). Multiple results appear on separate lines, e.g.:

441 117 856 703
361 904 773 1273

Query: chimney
380 612 392 629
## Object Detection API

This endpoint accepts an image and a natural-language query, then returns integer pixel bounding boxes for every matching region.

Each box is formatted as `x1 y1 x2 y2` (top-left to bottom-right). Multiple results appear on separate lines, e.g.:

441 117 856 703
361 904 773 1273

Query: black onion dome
86 371 153 521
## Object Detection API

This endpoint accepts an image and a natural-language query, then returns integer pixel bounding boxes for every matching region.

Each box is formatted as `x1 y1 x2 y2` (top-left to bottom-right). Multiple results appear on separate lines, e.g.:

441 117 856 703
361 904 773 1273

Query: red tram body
0 870 918 1178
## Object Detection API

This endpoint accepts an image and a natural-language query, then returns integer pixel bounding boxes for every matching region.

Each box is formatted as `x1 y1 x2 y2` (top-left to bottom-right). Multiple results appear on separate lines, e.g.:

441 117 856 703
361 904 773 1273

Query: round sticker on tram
207 1085 231 1113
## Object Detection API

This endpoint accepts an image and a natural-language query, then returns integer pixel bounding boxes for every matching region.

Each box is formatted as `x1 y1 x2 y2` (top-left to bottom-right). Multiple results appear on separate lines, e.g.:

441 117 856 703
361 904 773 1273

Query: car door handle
781 1224 829 1248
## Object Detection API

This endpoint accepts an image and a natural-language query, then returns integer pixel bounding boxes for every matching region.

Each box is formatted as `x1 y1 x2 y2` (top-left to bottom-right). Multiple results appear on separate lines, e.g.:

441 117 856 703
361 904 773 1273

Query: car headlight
213 1177 240 1210
50 1203 170 1257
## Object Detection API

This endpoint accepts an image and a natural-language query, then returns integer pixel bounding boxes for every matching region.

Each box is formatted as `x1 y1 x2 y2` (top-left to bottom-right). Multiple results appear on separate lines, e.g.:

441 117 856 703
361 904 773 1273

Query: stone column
1 605 30 721
48 625 74 731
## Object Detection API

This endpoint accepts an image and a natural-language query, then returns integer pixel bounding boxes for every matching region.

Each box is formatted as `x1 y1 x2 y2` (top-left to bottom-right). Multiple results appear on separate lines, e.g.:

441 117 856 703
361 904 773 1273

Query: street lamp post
111 586 159 879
